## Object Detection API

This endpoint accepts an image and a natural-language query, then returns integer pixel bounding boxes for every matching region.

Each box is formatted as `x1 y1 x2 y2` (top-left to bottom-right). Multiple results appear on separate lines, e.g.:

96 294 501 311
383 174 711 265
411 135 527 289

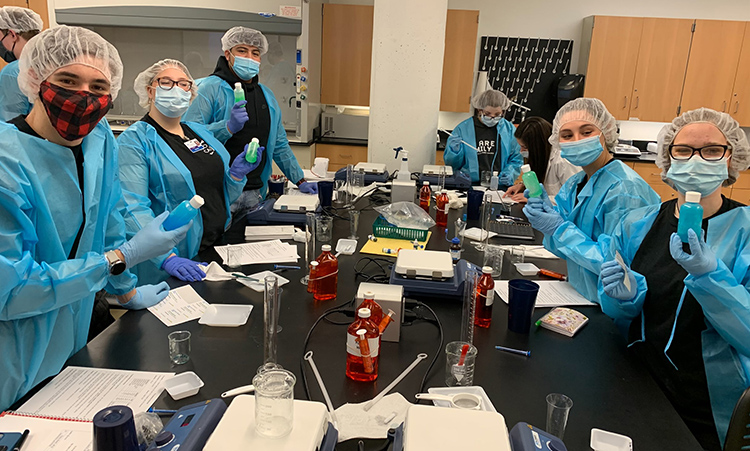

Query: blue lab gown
544 160 660 303
596 204 750 447
0 120 137 410
444 117 523 184
117 120 245 285
0 61 31 122
183 76 304 197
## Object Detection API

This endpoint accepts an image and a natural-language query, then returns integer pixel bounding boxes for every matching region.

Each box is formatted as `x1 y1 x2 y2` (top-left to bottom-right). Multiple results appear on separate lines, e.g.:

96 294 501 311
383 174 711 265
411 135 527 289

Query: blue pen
273 265 300 270
494 346 531 357
147 407 177 415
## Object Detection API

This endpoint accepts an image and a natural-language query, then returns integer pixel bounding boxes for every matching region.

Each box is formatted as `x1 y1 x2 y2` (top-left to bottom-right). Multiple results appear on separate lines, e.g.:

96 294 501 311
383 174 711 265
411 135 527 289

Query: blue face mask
480 115 500 127
153 86 191 118
232 55 260 81
666 157 728 196
559 134 605 166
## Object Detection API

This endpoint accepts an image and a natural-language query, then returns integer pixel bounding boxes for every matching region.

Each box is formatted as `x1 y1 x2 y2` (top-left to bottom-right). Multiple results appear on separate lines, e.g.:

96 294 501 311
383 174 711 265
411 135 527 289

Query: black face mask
1 32 16 63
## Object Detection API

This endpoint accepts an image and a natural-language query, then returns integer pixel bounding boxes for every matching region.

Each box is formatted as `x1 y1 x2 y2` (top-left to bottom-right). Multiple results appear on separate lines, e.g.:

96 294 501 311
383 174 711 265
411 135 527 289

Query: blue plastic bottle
162 195 204 231
678 191 703 243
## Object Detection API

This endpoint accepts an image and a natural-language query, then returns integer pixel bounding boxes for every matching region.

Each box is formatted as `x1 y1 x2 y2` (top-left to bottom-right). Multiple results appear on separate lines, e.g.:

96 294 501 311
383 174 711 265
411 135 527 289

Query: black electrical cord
414 301 444 393
353 257 393 283
300 297 355 401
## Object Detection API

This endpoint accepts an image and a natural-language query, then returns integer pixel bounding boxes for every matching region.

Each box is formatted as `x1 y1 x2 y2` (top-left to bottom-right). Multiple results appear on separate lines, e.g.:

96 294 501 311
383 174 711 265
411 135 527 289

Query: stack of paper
245 225 295 241
495 280 596 308
148 284 210 327
215 240 299 266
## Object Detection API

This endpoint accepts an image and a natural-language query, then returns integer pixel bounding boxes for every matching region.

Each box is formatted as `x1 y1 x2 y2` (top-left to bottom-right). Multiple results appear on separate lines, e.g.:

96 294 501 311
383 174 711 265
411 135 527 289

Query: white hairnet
472 89 511 111
656 107 750 187
133 59 197 108
220 26 268 54
0 6 43 33
549 97 618 153
18 25 123 102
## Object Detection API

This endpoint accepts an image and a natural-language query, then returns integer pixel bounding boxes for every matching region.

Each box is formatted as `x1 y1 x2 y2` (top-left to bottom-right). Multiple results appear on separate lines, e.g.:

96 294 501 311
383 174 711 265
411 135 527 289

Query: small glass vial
314 245 338 301
359 291 383 325
450 237 462 263
521 164 543 198
307 261 319 294
474 266 495 328
436 190 449 228
678 191 703 243
346 308 380 381
419 181 431 213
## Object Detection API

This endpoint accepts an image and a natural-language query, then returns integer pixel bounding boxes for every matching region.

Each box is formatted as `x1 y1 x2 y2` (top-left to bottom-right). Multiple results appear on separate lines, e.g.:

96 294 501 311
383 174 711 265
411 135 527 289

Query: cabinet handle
635 96 639 109
722 101 727 112
735 101 740 114
339 154 352 159
623 96 627 109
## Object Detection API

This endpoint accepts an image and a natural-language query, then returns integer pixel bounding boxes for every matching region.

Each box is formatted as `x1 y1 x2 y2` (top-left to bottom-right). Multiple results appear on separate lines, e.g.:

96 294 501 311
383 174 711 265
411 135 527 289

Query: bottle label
477 290 494 306
346 334 379 357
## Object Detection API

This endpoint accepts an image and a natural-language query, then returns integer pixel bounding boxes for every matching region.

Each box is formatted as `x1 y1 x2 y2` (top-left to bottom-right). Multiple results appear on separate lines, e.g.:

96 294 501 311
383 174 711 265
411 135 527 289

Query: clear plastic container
162 195 203 231
678 191 703 243
253 367 296 438
521 164 543 198
489 171 499 191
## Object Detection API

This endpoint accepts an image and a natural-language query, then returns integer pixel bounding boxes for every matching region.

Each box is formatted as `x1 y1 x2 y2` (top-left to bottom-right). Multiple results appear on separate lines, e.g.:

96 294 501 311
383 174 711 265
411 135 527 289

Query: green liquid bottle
234 82 245 103
521 164 543 198
246 137 260 163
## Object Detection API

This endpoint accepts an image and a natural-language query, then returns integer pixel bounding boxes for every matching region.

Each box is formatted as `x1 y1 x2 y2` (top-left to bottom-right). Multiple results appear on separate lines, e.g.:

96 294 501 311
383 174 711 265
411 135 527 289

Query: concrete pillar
368 0 448 172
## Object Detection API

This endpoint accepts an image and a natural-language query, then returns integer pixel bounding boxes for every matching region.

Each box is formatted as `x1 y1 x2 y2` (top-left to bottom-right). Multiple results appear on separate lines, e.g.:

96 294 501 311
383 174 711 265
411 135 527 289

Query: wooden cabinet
629 18 693 122
680 20 746 114
315 143 368 171
439 10 479 112
0 0 48 73
321 6 479 111
632 162 677 202
320 4 374 107
436 150 445 166
730 22 750 125
583 16 643 120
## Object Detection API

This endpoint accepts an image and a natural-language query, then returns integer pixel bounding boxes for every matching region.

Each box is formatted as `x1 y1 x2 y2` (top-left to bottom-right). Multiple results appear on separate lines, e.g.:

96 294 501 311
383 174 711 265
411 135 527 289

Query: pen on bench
13 429 29 451
495 346 531 357
147 407 177 415
273 265 300 270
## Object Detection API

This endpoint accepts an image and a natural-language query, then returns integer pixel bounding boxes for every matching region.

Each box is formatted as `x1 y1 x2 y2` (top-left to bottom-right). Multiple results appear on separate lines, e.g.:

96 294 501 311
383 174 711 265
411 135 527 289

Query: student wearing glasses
118 59 257 283
570 108 749 450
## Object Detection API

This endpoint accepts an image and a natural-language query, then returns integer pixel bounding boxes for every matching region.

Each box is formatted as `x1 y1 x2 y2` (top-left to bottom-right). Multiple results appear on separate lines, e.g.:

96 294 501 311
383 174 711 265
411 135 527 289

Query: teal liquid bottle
246 137 260 163
678 191 703 243
234 82 245 103
162 195 204 231
521 164 543 198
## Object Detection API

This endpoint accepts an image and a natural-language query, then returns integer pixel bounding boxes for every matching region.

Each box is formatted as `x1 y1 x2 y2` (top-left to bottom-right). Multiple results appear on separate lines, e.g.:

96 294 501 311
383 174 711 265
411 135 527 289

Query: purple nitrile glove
230 145 265 179
162 255 208 282
299 181 318 194
227 100 249 134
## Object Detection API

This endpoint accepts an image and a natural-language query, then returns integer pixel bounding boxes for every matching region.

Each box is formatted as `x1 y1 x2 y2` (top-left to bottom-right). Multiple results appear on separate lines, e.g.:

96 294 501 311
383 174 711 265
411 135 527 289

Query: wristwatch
105 250 126 276
296 178 307 187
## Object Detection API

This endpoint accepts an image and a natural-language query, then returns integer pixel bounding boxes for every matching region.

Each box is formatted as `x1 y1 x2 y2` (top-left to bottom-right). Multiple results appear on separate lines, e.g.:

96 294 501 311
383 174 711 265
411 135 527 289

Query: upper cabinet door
730 22 750 126
680 20 745 113
320 4 374 106
440 9 479 113
583 16 644 120
629 18 693 122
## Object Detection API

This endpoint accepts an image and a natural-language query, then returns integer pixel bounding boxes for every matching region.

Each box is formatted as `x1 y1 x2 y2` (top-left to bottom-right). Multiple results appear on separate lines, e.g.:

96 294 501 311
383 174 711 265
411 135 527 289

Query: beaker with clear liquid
253 367 296 438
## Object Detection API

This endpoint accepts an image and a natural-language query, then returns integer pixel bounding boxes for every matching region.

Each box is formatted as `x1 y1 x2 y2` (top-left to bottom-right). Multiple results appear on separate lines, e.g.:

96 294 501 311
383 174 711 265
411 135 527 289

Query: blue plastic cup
507 279 540 334
318 181 334 207
268 178 286 197
467 190 484 220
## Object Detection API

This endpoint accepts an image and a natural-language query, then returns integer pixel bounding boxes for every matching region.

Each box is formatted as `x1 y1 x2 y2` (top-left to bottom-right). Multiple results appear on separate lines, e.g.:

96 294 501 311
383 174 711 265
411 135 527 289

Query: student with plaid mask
0 25 191 411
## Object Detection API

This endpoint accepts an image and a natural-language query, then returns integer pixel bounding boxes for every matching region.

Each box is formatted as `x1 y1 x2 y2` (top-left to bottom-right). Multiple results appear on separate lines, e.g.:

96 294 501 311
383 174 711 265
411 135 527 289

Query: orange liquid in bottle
346 308 380 381
474 267 495 328
307 261 318 294
419 182 431 213
314 246 338 301
359 292 383 325
436 191 449 228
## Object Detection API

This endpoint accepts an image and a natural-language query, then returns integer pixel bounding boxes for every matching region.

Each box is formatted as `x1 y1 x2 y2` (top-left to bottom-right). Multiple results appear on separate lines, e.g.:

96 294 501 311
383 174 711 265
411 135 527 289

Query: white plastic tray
199 304 253 327
590 428 633 451
426 386 497 413
164 371 204 400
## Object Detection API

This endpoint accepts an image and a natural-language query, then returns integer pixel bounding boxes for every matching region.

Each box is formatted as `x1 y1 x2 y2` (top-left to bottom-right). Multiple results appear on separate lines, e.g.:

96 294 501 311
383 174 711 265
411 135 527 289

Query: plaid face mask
39 80 113 141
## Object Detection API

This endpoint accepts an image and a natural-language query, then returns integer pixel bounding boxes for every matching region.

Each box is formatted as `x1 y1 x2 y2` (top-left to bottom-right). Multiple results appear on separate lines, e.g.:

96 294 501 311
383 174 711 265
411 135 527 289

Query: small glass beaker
226 245 242 269
253 368 296 438
510 246 526 265
480 171 492 187
483 244 505 278
445 341 477 386
168 331 191 365
316 216 334 244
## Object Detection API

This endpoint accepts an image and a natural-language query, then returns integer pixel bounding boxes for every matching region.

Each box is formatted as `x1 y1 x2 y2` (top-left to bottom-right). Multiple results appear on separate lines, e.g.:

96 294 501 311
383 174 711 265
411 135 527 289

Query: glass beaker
253 368 296 438
302 212 316 285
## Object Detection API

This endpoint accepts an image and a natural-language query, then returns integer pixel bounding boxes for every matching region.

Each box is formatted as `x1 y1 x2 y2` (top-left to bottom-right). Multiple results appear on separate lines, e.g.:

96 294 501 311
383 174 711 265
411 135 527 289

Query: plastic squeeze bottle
162 195 204 231
678 191 703 243
246 137 260 163
521 164 543 198
234 82 245 103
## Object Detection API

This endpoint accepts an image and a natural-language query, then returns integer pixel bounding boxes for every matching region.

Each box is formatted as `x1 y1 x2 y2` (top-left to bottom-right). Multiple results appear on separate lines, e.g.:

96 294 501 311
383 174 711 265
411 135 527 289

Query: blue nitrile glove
227 100 249 134
522 190 564 236
162 255 207 282
230 145 265 179
669 229 718 277
119 211 192 268
499 173 513 186
299 181 318 194
601 259 637 301
120 282 170 310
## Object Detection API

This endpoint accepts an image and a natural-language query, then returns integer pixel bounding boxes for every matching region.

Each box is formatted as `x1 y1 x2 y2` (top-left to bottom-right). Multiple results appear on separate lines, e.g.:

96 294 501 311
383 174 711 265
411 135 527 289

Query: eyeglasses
154 77 193 91
668 144 729 161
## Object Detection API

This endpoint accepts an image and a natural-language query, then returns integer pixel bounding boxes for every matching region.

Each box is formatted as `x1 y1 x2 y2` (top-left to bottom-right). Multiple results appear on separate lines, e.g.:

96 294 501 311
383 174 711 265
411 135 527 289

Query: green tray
372 216 429 241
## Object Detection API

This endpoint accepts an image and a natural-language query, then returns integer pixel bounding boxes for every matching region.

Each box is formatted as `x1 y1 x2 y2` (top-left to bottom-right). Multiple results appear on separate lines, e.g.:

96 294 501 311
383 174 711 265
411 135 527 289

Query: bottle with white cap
474 266 495 328
233 82 245 103
678 191 703 243
490 171 499 191
162 195 204 231
359 291 383 324
346 307 380 381
521 164 543 198
314 244 338 301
